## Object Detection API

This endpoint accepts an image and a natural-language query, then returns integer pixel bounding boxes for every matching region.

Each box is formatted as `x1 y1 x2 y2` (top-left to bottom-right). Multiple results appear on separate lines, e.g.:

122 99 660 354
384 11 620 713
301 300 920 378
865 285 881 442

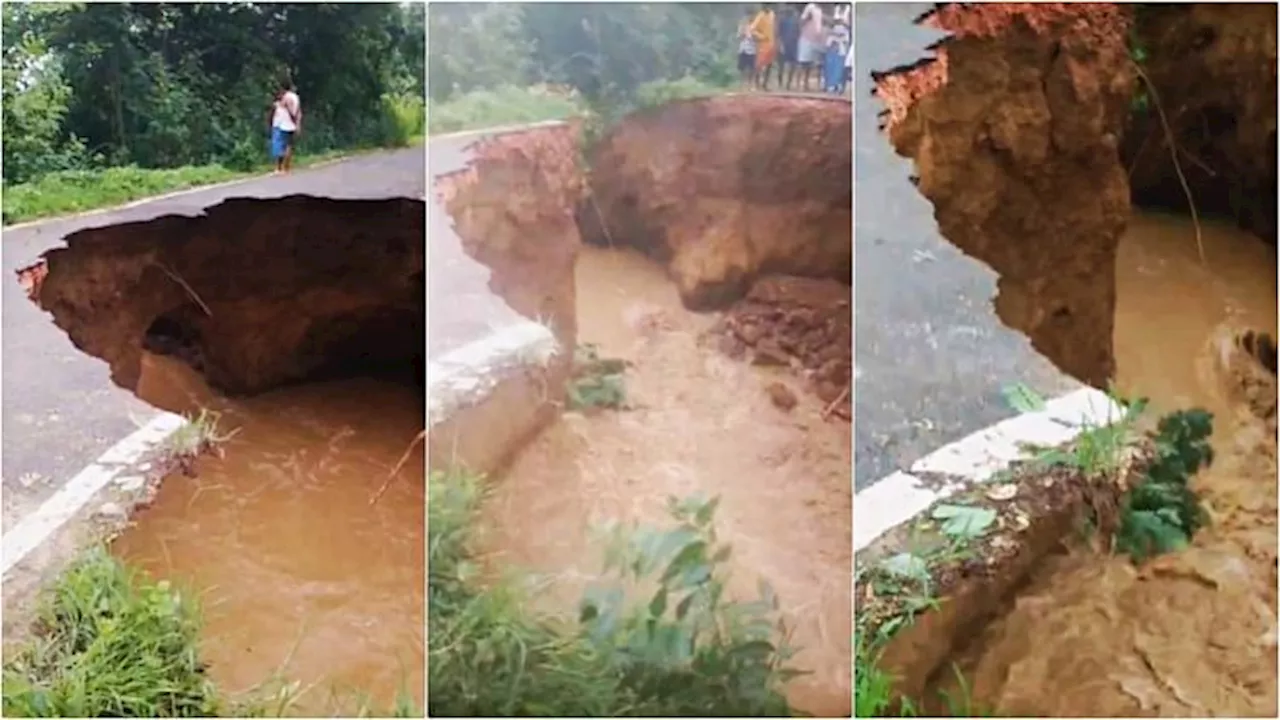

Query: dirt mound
707 276 851 418
579 94 852 311
873 3 1135 388
20 196 423 399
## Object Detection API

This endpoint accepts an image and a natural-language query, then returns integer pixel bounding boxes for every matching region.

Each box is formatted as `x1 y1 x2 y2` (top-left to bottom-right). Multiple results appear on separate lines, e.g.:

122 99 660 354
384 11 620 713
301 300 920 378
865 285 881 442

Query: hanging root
370 429 426 505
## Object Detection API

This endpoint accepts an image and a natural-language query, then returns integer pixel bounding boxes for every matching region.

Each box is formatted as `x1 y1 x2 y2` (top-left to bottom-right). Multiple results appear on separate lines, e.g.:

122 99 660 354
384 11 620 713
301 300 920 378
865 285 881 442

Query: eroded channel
18 195 426 712
478 246 853 716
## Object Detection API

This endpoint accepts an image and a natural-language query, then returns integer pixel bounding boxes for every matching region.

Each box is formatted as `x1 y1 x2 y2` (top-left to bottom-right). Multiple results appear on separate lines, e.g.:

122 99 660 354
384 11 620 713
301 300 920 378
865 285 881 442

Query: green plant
581 495 798 716
931 504 996 544
1002 382 1147 477
569 343 629 410
854 636 905 717
428 471 800 716
164 409 240 460
2 548 220 717
1115 409 1213 562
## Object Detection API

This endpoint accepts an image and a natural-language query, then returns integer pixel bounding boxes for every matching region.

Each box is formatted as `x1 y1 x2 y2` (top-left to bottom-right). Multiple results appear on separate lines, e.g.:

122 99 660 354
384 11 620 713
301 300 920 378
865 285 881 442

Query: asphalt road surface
1 148 425 528
853 3 1079 490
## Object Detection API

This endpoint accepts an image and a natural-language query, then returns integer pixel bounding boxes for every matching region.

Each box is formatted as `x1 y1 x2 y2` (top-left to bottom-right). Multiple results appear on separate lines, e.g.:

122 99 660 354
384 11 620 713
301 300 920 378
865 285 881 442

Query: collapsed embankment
868 3 1278 714
431 97 855 715
18 196 425 402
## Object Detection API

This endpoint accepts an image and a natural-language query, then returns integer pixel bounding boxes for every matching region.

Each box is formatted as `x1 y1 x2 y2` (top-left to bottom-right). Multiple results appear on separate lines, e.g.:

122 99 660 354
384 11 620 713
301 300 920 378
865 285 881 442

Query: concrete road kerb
854 387 1124 552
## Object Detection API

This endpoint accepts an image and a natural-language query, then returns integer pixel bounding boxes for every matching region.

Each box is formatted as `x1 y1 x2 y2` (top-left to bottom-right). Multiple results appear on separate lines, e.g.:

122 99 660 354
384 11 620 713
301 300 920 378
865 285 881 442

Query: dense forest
2 2 424 187
427 3 745 107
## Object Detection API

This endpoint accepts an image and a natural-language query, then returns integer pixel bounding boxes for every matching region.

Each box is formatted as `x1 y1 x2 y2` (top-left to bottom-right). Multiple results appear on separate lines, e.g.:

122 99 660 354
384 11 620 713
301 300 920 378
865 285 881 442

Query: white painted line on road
427 319 559 427
853 387 1123 553
2 412 188 577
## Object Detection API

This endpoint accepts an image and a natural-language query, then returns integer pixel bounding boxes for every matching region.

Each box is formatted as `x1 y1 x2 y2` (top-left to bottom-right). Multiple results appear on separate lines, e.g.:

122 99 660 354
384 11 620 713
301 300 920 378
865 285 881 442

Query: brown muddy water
476 246 854 716
112 355 424 713
941 211 1278 716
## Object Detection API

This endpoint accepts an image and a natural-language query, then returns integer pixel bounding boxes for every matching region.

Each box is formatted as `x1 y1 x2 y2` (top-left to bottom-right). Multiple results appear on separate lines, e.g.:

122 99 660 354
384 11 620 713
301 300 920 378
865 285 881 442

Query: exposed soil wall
1126 3 1278 243
873 3 1136 388
874 3 1278 387
579 95 852 311
430 126 585 473
18 196 423 399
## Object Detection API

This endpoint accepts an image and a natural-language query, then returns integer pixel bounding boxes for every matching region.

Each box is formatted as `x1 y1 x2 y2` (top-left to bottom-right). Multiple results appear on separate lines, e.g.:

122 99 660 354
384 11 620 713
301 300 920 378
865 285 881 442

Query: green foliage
1002 382 1148 477
2 549 219 717
633 75 725 110
425 85 583 135
2 3 424 187
1116 409 1214 562
428 470 799 717
931 504 996 543
569 343 629 411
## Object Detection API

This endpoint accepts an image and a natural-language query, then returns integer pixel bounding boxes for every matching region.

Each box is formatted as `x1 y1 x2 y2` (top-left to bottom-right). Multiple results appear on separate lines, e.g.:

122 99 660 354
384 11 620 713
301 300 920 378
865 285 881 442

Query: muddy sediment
18 196 424 399
871 2 1278 713
580 94 852 312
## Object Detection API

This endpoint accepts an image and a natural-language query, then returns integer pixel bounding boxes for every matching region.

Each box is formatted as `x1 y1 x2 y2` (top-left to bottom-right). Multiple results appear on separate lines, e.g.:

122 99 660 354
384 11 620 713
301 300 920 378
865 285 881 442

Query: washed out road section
1 148 426 529
853 2 1079 489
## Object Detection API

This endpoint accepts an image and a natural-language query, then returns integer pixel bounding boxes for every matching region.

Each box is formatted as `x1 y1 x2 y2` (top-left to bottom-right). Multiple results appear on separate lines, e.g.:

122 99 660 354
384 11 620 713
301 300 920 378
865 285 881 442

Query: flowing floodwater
946 211 1278 716
477 246 854 716
112 354 424 713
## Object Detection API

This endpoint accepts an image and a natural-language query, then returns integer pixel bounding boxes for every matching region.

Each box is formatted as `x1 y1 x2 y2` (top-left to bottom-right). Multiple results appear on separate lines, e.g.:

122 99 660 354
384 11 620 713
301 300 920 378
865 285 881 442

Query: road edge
853 387 1123 552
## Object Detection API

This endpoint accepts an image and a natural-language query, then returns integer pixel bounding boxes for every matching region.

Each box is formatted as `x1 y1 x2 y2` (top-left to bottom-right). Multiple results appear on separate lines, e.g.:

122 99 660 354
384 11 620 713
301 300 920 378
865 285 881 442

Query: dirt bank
1126 3 1278 243
873 3 1135 388
429 125 584 474
579 94 852 311
17 196 424 400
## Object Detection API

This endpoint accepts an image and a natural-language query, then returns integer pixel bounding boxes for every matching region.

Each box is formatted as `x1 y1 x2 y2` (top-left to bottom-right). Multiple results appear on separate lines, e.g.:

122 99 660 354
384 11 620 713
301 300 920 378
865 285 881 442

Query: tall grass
428 470 799 716
426 85 584 135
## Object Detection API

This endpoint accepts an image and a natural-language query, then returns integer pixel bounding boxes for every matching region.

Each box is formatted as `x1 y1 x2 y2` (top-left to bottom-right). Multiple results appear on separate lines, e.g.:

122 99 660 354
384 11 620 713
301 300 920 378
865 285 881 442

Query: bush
426 85 583 135
428 470 799 716
379 93 426 147
633 75 726 111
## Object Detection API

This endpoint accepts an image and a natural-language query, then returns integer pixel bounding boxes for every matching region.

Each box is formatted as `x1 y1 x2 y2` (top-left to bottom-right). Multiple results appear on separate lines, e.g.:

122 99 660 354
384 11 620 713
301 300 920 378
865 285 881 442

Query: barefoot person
777 4 802 91
737 8 758 89
798 2 824 91
269 79 302 174
749 3 777 90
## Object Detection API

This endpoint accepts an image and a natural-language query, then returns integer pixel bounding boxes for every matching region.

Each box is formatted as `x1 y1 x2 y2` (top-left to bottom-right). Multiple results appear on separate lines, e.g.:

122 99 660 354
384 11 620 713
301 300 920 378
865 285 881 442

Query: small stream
476 246 854 716
943 211 1278 716
111 355 424 713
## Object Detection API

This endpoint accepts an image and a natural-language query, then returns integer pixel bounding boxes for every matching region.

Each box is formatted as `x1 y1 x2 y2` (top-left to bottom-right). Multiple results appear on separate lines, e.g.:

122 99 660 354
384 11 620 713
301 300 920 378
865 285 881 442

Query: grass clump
426 85 584 135
428 470 799 717
2 548 219 717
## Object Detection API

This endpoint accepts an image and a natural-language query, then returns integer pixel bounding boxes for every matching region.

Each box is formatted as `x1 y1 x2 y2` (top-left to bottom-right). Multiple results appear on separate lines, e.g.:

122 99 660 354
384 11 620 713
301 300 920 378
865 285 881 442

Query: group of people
738 2 852 95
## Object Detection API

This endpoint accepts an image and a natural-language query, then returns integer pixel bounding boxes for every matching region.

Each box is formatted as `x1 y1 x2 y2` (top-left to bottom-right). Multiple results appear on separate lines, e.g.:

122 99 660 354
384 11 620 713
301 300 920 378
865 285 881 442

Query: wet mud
476 247 853 716
112 354 424 712
933 214 1278 716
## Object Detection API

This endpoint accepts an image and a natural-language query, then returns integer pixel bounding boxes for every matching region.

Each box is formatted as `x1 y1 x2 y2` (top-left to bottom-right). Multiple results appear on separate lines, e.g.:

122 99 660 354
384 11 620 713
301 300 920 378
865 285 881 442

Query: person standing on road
269 78 302 174
777 4 802 91
737 8 758 90
798 2 824 91
749 3 777 91
823 16 849 94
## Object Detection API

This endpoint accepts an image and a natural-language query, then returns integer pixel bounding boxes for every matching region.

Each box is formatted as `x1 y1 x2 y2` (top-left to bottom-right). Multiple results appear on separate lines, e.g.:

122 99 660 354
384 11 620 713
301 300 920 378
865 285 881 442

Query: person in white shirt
798 2 824 91
268 79 302 174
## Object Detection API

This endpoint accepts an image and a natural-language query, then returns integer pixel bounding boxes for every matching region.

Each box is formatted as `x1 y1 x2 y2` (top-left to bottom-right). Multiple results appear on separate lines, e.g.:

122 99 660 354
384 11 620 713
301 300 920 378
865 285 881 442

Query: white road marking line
2 412 187 577
853 387 1122 553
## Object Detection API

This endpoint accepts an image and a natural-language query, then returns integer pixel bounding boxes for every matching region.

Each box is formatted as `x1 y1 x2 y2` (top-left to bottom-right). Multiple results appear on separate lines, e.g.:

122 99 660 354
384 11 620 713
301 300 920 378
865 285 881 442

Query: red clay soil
872 3 1134 388
580 94 851 311
708 275 851 418
19 197 423 397
435 125 585 353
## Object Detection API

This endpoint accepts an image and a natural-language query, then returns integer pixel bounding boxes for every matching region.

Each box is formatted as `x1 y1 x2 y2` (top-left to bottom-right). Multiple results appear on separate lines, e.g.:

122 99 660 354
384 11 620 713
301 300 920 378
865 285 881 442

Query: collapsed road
1 147 424 623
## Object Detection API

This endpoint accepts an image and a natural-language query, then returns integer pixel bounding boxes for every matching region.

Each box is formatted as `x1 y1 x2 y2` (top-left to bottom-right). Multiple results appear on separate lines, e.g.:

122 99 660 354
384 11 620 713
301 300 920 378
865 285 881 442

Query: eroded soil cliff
1127 3 1278 243
580 94 852 311
874 3 1135 388
20 196 423 399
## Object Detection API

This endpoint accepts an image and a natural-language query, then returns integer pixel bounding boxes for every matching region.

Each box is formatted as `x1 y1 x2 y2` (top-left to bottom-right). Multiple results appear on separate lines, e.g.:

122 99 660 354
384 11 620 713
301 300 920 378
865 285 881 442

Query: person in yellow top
749 3 777 90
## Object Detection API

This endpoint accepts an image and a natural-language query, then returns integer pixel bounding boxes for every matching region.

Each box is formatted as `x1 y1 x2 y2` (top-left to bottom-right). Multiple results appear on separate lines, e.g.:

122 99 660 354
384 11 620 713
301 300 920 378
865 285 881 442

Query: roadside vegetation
2 412 420 718
429 469 800 716
2 3 425 224
426 3 737 136
854 384 1214 716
